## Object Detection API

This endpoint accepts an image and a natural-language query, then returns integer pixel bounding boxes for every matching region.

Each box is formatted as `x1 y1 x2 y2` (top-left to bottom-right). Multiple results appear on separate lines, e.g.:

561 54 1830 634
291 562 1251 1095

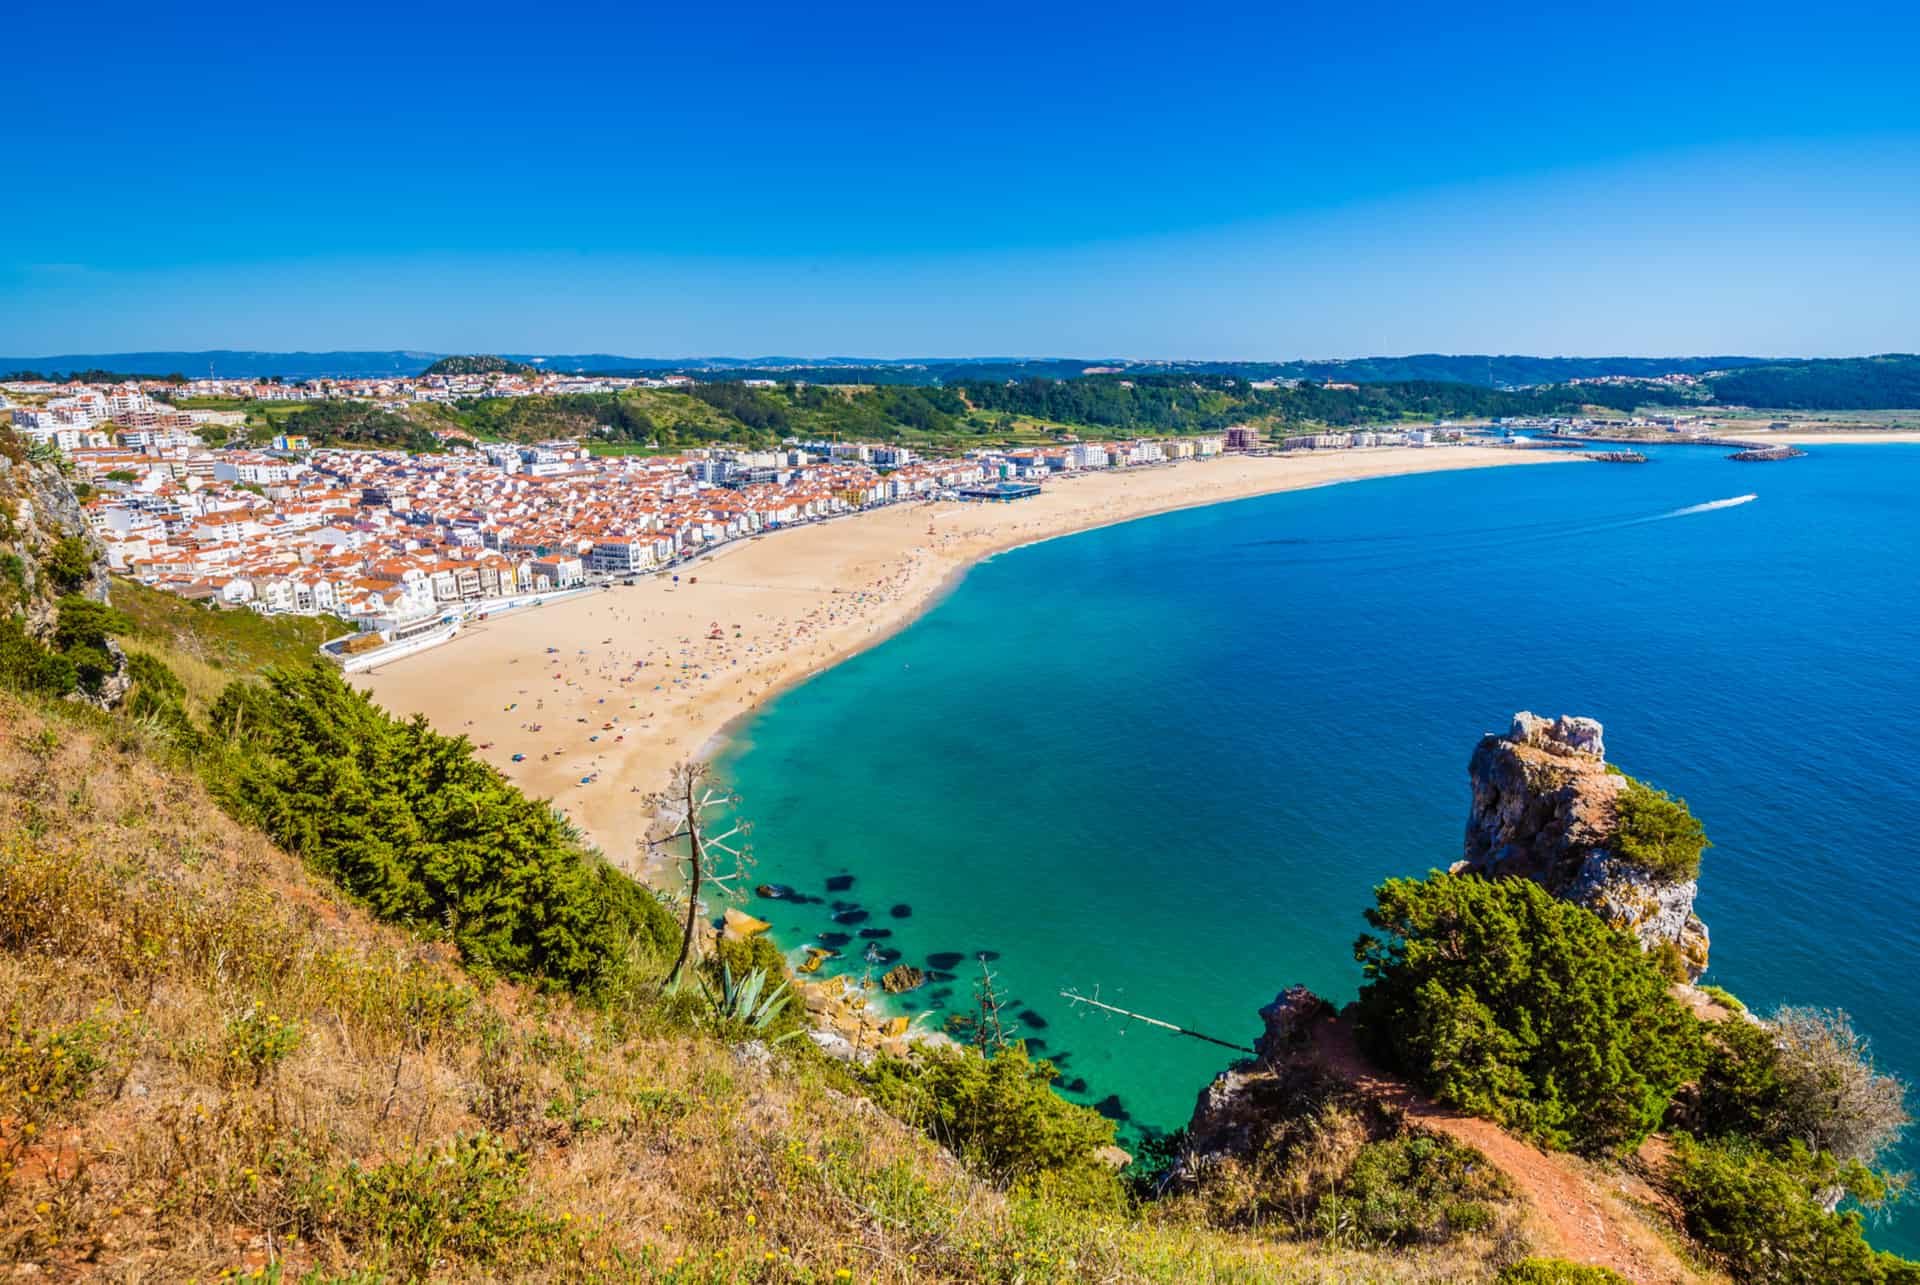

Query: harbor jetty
1584 450 1648 463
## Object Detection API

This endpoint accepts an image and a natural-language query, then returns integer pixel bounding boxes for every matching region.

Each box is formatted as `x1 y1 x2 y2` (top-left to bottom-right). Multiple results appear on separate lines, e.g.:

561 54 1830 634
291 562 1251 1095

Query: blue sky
5 0 1917 358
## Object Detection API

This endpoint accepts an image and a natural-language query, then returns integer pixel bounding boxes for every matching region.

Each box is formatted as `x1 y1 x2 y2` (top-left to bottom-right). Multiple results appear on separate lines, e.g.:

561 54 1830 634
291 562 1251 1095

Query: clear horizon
7 0 1918 357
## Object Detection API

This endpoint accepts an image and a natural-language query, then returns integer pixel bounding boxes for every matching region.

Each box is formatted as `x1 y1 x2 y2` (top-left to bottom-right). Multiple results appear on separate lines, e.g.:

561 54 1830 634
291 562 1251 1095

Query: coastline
354 445 1575 873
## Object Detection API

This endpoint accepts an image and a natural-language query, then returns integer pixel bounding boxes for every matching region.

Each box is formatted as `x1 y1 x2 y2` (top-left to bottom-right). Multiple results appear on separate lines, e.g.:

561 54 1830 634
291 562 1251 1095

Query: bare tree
1770 1006 1909 1166
974 956 1010 1053
647 760 752 987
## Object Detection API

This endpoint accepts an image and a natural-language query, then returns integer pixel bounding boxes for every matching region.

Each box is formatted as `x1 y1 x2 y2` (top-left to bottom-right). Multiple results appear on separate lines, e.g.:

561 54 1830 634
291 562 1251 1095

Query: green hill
1704 354 1920 409
423 354 541 377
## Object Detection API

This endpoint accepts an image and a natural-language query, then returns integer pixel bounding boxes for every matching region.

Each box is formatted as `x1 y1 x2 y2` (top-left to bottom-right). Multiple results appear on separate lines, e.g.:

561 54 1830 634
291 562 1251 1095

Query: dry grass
0 691 1525 1282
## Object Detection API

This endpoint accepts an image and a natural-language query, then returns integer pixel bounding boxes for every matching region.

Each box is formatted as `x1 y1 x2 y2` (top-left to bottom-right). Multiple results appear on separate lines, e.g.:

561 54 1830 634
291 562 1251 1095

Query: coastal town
0 371 1490 668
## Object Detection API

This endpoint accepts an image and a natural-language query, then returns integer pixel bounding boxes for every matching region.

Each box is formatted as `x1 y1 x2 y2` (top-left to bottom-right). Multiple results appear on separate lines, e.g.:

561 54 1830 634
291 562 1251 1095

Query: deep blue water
720 444 1920 1253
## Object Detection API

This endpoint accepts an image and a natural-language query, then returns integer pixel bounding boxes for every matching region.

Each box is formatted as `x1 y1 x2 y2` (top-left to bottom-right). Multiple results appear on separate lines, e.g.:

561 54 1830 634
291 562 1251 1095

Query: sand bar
356 446 1571 873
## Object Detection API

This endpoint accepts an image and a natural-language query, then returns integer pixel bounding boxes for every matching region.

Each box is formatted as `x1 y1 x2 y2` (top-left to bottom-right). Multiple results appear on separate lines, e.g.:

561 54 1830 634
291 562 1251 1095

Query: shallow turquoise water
719 444 1920 1253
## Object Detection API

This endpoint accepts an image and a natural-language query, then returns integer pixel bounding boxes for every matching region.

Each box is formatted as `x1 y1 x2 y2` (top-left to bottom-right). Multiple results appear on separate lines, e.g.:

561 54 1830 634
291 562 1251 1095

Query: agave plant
700 963 801 1043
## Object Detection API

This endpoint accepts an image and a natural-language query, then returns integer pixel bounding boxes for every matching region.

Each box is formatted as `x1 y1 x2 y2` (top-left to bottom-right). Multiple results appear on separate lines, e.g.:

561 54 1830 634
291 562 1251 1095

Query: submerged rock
889 904 913 919
755 883 796 900
826 874 856 892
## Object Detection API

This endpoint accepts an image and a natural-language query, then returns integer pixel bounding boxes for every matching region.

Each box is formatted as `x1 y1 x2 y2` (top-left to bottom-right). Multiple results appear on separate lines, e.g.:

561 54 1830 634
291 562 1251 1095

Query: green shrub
1496 1258 1629 1284
223 1007 303 1084
0 1006 122 1126
1612 776 1710 880
52 595 131 652
206 664 678 995
325 1133 564 1278
41 535 95 593
1698 983 1745 1014
1353 873 1702 1152
864 1043 1121 1201
1665 1134 1917 1284
64 643 116 694
0 614 76 696
1320 1132 1510 1247
711 931 786 980
0 551 26 598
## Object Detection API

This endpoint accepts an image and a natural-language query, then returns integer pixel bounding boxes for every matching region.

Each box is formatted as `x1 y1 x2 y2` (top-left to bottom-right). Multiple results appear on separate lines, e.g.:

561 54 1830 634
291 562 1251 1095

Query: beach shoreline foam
355 445 1574 876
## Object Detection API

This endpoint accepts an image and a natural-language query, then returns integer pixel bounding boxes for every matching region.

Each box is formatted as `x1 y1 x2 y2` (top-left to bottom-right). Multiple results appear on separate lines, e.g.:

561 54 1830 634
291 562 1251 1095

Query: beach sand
356 446 1572 872
1729 430 1920 445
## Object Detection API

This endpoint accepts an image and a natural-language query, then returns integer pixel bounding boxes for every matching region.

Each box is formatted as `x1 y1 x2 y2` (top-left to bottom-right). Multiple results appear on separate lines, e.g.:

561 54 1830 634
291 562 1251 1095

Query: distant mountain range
1 349 1784 385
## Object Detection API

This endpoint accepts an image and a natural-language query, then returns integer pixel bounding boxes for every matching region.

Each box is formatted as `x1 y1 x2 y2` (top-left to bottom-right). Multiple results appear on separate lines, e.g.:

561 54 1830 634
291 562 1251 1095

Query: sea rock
1463 711 1708 978
881 964 926 994
722 907 771 940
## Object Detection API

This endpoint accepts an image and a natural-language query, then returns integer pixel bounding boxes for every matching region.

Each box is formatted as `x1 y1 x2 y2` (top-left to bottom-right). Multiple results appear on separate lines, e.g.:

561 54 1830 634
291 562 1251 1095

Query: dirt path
1313 1014 1701 1283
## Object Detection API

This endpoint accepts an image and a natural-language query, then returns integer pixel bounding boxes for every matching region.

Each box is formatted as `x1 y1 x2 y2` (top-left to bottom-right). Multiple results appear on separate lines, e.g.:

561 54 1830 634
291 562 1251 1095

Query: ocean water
719 444 1920 1253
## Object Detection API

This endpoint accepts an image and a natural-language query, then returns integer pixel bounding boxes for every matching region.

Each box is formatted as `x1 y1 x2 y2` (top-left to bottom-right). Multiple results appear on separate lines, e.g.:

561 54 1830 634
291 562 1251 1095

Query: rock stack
1460 711 1709 979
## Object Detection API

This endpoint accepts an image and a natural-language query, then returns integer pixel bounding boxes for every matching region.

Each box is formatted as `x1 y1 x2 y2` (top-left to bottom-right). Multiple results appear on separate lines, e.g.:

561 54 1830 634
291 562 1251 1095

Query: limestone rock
1464 712 1708 978
880 964 925 994
722 906 771 940
1507 710 1605 761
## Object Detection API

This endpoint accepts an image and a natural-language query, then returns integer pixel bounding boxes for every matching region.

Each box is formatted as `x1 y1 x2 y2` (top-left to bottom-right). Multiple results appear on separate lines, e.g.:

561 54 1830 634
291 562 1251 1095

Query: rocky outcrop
0 432 127 708
1176 986 1336 1180
797 972 950 1062
1460 711 1708 978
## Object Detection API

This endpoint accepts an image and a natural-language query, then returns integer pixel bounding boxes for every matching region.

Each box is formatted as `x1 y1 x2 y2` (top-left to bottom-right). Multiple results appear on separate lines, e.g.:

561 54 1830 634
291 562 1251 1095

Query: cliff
0 424 128 705
1460 711 1709 979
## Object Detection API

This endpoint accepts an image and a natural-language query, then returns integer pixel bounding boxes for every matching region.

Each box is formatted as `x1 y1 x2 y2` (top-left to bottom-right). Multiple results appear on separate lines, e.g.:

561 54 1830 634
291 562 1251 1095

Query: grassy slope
109 577 348 710
0 688 1523 1283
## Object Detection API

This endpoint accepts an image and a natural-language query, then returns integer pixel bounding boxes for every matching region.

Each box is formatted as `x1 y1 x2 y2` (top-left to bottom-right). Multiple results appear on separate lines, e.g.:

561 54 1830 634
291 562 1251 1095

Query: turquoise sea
719 443 1920 1253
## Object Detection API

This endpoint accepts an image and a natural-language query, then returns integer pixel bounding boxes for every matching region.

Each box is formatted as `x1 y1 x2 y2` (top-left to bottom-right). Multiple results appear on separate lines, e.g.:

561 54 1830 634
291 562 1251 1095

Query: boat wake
1654 494 1759 520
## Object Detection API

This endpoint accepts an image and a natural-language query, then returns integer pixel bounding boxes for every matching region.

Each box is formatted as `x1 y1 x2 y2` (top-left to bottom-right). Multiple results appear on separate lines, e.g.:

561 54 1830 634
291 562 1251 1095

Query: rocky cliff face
1460 711 1709 979
0 427 128 706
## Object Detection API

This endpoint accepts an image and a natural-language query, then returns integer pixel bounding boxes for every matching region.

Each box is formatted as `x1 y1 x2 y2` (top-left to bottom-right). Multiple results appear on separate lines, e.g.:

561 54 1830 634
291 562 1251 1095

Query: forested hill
212 375 1665 454
420 354 539 376
1704 354 1920 409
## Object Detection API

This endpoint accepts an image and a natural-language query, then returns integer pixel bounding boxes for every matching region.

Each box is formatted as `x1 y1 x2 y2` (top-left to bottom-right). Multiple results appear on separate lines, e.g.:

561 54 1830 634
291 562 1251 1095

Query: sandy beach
356 446 1571 872
1727 430 1920 445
